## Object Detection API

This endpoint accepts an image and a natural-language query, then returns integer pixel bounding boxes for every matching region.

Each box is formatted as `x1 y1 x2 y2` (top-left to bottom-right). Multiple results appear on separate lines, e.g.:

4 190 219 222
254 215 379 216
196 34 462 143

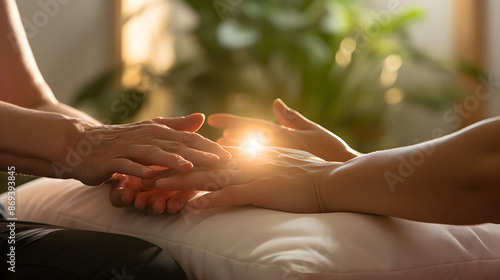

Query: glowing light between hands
242 134 264 157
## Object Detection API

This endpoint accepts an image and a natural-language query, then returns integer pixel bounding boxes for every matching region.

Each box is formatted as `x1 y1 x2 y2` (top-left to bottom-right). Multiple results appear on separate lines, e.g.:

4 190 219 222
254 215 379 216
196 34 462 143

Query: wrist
50 116 94 179
314 162 343 213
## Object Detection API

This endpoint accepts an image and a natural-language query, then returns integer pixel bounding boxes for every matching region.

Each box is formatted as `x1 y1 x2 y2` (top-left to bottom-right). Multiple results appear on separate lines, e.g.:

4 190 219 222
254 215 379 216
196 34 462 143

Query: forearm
0 0 57 107
0 0 100 125
35 101 101 125
324 118 500 224
0 101 82 166
0 151 58 178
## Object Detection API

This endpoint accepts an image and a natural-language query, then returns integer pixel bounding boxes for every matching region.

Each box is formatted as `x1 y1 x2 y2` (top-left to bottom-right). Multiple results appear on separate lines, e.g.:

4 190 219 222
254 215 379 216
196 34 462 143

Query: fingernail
205 153 220 159
156 178 170 189
177 158 192 168
142 167 154 176
122 196 130 204
220 151 232 160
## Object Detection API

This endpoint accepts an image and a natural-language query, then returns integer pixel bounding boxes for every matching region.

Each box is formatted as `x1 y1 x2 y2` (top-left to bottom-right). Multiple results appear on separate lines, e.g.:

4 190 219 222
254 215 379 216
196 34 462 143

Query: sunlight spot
242 134 264 157
335 37 356 67
384 88 404 105
384 54 402 71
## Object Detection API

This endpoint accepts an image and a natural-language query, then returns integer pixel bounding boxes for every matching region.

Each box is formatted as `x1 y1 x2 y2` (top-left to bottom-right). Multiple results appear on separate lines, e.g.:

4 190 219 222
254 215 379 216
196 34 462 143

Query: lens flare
242 134 264 157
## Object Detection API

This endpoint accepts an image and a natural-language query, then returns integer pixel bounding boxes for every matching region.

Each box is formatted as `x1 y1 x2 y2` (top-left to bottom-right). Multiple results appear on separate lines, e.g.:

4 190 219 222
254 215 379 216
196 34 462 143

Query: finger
149 198 168 215
141 169 177 188
108 158 155 178
109 175 137 207
134 191 149 210
155 169 244 191
207 113 273 129
167 191 200 213
135 189 179 214
154 113 205 132
162 130 231 161
161 141 221 166
187 184 255 209
222 127 276 146
125 146 194 173
273 98 313 130
216 137 240 147
110 187 133 207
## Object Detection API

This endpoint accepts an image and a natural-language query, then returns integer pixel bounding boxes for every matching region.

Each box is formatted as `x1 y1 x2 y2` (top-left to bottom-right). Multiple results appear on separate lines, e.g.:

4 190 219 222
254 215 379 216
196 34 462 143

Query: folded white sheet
1 177 500 280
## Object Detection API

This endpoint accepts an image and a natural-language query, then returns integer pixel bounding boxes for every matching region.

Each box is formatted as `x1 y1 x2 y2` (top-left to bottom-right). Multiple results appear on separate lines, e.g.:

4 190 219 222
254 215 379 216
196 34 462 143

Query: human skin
138 98 361 214
208 98 360 162
0 0 229 212
148 116 500 225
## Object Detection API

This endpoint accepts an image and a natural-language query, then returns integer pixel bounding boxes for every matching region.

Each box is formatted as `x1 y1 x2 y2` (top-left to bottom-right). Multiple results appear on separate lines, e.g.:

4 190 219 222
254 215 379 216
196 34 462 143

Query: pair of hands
109 99 357 214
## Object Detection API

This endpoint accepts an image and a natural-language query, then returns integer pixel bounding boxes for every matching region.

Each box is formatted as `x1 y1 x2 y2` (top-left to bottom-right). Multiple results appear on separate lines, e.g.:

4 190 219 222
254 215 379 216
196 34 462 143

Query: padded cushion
1 177 500 280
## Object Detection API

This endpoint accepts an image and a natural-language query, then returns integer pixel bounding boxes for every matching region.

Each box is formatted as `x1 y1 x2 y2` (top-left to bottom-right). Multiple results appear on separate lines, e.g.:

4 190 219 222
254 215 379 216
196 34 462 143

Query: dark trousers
0 220 187 280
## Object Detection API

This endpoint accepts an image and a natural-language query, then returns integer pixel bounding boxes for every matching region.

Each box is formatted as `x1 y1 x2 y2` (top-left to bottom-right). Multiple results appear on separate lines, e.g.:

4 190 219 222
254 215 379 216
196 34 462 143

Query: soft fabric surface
1 177 500 280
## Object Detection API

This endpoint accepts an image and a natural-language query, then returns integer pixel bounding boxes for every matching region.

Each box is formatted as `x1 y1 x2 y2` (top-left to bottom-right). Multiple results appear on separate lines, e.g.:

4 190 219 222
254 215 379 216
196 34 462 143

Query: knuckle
165 141 184 152
143 145 162 154
182 132 203 144
142 120 156 125
146 123 169 133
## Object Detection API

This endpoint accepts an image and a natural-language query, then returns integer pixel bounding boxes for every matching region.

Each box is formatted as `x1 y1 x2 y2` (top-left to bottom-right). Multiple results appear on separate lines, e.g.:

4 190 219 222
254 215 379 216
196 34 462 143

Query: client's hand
208 99 359 162
144 147 342 213
109 173 204 214
61 113 231 185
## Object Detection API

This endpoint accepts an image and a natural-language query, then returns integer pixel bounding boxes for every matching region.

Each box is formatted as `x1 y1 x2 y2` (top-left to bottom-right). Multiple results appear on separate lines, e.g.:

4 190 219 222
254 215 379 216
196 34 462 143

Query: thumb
273 99 313 130
154 113 205 132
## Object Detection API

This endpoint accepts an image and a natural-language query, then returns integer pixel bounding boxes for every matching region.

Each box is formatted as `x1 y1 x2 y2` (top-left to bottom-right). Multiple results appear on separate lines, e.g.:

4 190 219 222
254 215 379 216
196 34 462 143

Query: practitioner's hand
208 99 359 162
144 147 342 213
109 173 204 214
59 113 231 185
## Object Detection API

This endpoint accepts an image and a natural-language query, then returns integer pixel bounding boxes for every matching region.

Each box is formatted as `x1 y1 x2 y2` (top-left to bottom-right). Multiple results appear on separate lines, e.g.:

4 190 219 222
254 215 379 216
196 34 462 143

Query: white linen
1 177 500 280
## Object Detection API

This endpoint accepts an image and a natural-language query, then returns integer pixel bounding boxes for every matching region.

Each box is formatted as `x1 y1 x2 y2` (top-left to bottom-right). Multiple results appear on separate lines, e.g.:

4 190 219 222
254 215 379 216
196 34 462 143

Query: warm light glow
380 54 402 87
340 37 356 53
120 0 175 121
122 65 142 88
335 37 356 67
241 134 264 157
380 68 398 87
384 88 404 105
335 50 351 67
121 0 174 72
384 54 402 71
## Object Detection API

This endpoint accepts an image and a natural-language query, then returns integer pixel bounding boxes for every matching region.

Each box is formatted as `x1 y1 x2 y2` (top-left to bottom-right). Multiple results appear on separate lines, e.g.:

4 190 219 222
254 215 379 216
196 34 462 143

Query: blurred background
17 0 500 153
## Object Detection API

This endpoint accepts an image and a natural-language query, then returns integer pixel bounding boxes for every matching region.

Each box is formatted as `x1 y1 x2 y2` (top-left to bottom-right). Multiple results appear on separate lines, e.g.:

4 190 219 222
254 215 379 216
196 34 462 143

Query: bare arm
150 117 500 224
0 0 230 185
0 0 100 125
323 117 500 224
